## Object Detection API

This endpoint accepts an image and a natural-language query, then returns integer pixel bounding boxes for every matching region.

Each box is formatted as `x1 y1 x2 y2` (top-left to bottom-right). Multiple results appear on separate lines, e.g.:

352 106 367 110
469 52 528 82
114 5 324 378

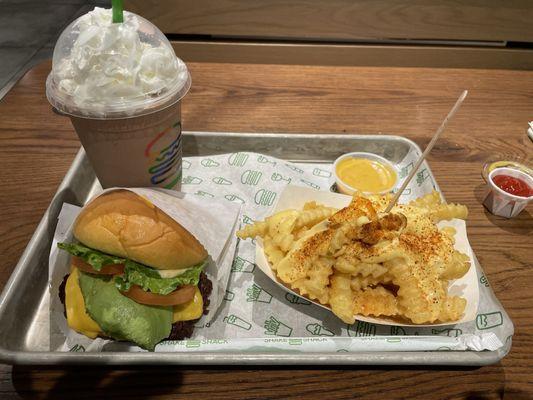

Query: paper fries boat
255 185 479 327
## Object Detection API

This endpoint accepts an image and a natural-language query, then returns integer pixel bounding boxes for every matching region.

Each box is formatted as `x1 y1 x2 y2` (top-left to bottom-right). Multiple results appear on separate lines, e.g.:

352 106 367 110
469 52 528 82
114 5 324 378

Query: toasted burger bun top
74 190 208 270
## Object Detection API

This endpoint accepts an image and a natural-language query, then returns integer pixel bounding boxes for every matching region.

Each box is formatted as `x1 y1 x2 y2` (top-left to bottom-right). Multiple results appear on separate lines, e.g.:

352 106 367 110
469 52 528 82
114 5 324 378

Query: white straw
385 90 468 213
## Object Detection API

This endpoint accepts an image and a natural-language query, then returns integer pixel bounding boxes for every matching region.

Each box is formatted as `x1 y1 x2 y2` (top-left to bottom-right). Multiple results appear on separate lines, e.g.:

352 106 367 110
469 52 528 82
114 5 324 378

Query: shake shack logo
145 122 182 189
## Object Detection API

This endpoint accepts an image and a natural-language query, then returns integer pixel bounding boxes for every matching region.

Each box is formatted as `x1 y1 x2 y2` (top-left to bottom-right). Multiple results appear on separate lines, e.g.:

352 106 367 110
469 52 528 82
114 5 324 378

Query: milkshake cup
46 7 190 189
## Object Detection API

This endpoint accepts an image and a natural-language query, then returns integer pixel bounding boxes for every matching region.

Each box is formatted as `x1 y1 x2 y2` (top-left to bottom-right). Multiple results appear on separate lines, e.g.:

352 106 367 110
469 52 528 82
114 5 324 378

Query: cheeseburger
57 190 212 350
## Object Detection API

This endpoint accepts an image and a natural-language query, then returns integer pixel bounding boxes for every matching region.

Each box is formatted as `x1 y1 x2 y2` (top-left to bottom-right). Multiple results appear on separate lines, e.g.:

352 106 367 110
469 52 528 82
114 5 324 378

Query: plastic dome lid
46 7 190 119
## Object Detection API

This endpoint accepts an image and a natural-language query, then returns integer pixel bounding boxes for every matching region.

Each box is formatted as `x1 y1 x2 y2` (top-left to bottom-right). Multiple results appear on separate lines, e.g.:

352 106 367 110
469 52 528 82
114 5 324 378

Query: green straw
112 0 124 23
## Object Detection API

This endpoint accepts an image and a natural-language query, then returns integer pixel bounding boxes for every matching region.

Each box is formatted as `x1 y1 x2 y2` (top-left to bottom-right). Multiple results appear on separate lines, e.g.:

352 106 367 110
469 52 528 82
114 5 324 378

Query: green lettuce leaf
58 241 206 295
57 242 125 271
114 260 206 295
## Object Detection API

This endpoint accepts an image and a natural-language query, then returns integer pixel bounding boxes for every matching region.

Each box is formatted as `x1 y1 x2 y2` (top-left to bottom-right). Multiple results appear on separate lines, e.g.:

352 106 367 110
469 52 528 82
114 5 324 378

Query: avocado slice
78 272 172 351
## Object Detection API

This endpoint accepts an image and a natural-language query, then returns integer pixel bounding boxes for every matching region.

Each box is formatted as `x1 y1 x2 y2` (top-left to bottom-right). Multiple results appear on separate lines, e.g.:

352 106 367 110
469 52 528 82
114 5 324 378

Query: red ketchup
492 174 533 198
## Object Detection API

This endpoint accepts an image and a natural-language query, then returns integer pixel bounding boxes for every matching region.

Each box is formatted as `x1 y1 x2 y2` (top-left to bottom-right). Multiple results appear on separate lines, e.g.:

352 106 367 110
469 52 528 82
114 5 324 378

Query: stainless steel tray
0 131 510 365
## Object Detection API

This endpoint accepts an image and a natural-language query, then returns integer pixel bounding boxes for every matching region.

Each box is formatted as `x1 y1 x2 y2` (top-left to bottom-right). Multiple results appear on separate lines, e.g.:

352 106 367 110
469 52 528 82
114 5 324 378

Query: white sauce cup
333 152 398 196
483 167 533 218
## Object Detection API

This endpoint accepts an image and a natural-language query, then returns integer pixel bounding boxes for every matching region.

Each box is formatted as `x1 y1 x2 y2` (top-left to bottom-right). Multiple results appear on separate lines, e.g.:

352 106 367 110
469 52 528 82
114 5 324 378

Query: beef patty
58 271 213 341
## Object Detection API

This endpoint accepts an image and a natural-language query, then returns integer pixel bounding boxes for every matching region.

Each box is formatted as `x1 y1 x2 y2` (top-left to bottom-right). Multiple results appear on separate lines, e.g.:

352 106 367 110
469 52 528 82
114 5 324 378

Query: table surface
0 61 532 399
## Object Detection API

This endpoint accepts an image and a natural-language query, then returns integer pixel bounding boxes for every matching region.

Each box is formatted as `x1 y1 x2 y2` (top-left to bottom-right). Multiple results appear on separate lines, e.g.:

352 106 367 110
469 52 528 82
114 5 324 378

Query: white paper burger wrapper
49 188 242 352
255 186 480 327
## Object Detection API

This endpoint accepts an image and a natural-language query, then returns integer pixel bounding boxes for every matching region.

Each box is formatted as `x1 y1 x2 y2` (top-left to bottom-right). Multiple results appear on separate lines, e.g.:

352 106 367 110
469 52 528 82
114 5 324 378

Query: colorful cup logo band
145 122 182 189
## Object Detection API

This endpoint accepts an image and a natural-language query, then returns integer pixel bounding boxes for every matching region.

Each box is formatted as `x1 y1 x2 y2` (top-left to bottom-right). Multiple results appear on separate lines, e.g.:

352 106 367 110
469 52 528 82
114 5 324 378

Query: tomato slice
72 256 125 275
121 284 196 306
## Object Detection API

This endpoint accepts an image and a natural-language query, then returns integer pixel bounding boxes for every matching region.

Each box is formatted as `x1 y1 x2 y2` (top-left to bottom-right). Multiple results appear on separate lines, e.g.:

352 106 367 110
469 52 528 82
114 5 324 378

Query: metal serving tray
0 131 510 365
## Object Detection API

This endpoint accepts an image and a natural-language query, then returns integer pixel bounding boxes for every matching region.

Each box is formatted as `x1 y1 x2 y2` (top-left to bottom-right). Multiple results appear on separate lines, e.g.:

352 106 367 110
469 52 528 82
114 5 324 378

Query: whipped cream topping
51 7 188 117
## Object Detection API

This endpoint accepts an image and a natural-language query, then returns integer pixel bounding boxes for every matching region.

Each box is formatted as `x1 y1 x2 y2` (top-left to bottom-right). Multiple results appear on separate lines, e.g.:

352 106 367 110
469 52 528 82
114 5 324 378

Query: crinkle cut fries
238 191 469 324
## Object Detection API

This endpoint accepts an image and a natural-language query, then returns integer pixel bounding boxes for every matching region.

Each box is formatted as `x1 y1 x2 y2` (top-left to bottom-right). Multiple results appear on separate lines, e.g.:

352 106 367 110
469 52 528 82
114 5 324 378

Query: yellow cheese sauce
336 157 397 193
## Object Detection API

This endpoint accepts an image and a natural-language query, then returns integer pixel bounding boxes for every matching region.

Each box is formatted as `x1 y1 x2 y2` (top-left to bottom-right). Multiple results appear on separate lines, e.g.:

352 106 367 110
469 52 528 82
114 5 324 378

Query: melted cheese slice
65 267 103 338
172 286 203 322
